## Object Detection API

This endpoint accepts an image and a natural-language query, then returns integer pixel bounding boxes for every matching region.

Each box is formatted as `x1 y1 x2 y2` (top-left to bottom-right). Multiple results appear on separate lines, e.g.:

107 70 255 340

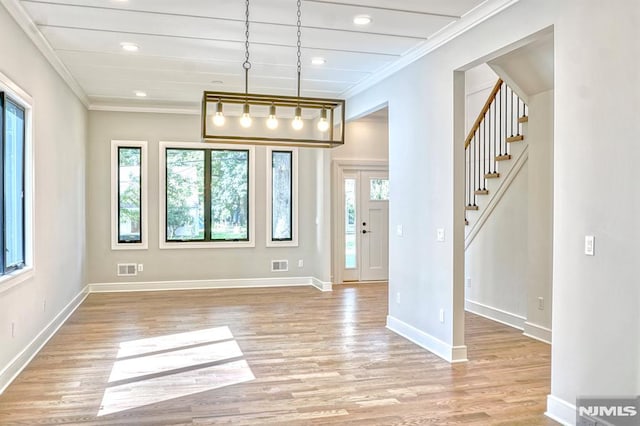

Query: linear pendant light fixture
201 0 345 147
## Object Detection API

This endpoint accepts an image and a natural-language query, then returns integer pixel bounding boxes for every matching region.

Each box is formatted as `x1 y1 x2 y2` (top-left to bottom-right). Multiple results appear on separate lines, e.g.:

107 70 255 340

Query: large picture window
160 142 254 248
1 93 26 273
111 140 148 250
266 148 298 247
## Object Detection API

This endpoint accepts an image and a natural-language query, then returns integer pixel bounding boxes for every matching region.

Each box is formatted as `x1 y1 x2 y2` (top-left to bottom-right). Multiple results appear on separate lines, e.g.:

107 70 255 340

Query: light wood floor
0 284 557 425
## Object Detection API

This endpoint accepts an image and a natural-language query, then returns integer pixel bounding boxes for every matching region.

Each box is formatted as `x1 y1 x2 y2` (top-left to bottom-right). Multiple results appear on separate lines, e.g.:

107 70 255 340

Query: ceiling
8 0 517 110
488 32 554 97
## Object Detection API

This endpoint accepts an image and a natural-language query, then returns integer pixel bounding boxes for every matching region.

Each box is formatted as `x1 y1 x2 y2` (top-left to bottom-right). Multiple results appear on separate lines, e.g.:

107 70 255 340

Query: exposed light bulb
292 107 304 130
317 108 329 132
240 103 252 128
212 101 225 126
266 104 278 129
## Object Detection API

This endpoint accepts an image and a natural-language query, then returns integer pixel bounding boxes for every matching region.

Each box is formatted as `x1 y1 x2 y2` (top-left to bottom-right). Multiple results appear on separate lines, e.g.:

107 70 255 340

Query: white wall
525 89 553 338
332 116 389 161
465 64 499 133
0 4 88 391
87 111 330 284
347 0 639 422
465 162 529 327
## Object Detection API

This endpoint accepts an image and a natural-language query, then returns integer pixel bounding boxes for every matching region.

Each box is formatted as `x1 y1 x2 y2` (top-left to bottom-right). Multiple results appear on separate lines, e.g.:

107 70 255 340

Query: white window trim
266 147 298 247
0 71 35 293
159 141 255 249
110 140 148 250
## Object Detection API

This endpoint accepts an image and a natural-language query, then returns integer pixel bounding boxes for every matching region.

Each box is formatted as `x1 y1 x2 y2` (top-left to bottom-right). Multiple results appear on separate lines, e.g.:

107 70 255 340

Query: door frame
331 159 388 284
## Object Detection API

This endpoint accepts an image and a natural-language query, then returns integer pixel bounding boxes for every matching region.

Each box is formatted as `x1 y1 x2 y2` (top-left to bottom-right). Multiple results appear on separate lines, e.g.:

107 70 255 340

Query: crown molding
340 0 521 100
89 104 200 115
1 0 89 107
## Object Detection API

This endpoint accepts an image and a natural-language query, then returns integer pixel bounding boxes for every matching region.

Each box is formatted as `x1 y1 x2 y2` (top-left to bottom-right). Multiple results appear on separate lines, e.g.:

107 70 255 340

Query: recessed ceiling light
120 42 139 52
134 90 147 97
353 15 372 25
311 57 326 65
210 80 224 84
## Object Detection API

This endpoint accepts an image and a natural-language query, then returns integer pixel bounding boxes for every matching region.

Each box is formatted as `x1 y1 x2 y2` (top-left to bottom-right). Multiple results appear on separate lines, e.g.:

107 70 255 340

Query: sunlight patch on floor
98 327 254 417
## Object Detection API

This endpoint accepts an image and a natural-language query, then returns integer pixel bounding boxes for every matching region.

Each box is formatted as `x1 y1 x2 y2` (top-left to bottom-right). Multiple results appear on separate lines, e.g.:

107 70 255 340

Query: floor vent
117 263 138 277
271 260 288 272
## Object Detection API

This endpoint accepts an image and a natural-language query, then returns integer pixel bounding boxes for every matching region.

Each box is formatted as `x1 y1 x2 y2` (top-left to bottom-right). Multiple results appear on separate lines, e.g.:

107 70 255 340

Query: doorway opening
331 106 389 284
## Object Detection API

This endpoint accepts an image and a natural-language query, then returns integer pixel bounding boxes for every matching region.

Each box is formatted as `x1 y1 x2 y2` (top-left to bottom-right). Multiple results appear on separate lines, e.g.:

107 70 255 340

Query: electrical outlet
298 259 304 268
466 277 471 288
439 309 445 323
538 297 544 310
137 264 144 272
43 300 46 312
396 292 401 304
436 228 445 242
11 322 15 338
584 235 595 256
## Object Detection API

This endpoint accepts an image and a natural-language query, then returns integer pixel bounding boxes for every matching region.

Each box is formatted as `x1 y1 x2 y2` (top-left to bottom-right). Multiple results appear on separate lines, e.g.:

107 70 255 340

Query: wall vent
117 263 138 277
271 260 288 272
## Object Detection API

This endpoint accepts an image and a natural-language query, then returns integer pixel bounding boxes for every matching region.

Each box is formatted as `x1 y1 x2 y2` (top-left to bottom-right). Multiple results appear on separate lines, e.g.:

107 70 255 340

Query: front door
342 170 389 282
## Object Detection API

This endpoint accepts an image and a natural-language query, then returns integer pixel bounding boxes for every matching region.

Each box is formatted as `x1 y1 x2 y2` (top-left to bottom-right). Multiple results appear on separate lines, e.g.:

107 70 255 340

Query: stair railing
465 79 528 220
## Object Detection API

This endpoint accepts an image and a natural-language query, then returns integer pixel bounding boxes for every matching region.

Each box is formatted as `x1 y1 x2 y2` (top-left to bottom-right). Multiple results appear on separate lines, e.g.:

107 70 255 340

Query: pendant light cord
243 0 251 96
296 0 302 103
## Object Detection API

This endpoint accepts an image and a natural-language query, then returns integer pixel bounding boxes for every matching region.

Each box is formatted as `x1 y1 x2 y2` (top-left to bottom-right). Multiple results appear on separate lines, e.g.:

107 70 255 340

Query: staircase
465 79 528 235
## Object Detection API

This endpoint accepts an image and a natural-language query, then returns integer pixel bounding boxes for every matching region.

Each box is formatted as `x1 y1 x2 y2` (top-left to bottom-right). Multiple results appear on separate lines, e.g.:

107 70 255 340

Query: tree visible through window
118 147 141 243
271 151 292 241
165 148 249 242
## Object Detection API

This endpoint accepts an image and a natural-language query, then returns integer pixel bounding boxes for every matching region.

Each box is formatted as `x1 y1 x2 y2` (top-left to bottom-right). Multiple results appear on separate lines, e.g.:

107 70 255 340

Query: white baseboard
386 315 468 363
465 299 526 330
546 394 575 426
0 285 89 394
523 321 552 344
89 276 331 293
310 277 332 292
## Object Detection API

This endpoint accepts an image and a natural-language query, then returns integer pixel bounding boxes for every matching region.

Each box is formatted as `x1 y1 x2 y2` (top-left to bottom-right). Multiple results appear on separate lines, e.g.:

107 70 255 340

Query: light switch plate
436 228 445 242
585 235 595 256
396 225 403 237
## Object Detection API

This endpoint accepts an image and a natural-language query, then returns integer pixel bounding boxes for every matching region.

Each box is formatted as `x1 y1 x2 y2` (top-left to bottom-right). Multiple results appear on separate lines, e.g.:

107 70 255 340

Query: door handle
362 229 372 234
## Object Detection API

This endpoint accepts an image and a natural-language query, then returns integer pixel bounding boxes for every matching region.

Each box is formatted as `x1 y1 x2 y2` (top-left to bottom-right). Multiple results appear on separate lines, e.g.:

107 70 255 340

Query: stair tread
475 189 489 195
518 115 529 123
506 135 524 143
495 154 512 161
465 205 479 211
484 172 500 178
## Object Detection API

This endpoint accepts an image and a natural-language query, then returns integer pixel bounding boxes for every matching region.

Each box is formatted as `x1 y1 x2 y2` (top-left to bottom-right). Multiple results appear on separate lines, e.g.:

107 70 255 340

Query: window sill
159 241 255 249
111 242 148 251
266 240 299 248
0 266 34 295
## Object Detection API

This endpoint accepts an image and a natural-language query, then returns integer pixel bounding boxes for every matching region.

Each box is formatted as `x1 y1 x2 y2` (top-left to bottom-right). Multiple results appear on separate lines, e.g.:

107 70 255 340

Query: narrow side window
111 141 147 249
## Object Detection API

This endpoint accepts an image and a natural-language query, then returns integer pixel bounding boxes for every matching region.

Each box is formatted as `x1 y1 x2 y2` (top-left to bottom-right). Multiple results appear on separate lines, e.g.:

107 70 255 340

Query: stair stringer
465 144 529 249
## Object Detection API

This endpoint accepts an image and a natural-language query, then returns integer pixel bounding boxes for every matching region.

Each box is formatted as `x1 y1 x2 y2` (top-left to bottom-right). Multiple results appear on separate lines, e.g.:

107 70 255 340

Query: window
266 148 298 247
1 93 25 274
111 140 148 250
344 177 356 269
369 178 389 200
160 142 255 248
0 74 33 287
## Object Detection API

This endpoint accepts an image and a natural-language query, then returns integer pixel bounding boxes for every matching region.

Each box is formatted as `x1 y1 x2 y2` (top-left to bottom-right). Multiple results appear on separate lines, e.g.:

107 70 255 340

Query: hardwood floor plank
0 284 557 425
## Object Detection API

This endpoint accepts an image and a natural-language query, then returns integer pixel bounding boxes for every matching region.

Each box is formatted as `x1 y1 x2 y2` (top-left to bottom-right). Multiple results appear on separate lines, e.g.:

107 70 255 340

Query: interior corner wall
87 111 329 285
0 4 88 388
